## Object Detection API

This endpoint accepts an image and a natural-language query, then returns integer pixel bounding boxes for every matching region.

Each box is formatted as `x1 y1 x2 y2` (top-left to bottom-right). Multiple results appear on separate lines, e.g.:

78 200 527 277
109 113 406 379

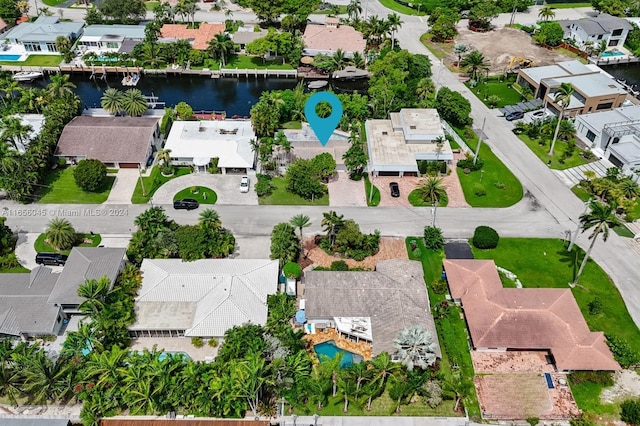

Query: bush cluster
282 261 302 279
621 400 640 426
418 160 447 176
457 156 484 171
568 371 614 387
423 226 444 250
606 334 640 368
74 159 108 192
472 226 499 249
255 174 275 197
431 278 448 294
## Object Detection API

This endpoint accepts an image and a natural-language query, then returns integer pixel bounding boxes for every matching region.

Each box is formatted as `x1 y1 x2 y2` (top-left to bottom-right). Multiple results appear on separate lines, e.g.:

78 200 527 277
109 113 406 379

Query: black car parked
35 253 68 266
173 199 199 210
389 182 400 198
505 111 524 121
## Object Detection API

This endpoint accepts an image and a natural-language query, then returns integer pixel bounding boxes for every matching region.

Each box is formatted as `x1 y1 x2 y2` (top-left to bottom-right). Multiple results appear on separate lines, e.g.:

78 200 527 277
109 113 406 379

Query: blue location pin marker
304 92 343 147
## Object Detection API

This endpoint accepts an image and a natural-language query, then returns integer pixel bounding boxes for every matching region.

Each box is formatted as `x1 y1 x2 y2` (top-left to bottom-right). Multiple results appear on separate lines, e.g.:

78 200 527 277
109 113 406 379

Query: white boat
308 80 328 89
13 71 43 82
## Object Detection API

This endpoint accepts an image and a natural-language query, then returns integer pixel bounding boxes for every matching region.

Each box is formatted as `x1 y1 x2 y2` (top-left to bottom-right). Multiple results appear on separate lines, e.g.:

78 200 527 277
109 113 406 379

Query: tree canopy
436 87 472 127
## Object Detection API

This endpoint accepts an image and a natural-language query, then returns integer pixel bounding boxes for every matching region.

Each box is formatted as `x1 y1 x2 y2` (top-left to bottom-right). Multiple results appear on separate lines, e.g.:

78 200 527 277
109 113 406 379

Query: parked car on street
173 199 199 210
389 182 400 198
240 176 250 193
505 111 524 121
35 253 68 266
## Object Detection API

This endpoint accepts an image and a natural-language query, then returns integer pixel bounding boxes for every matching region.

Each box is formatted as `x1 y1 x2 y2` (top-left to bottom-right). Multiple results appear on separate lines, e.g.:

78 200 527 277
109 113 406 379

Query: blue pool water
314 340 363 368
0 54 21 61
602 51 624 57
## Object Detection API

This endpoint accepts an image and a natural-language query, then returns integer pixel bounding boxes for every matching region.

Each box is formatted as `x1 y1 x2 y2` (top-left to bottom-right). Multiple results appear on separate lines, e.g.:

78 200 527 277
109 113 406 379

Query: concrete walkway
14 232 41 270
553 158 616 187
152 174 258 205
104 169 140 205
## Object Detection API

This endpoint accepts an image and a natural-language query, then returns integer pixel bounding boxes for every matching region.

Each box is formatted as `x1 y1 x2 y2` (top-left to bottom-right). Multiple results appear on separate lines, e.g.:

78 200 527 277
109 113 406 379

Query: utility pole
474 117 486 165
369 168 375 205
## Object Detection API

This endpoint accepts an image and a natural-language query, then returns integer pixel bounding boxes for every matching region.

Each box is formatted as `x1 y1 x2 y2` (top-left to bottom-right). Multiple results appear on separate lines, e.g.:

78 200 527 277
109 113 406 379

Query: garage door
119 163 139 169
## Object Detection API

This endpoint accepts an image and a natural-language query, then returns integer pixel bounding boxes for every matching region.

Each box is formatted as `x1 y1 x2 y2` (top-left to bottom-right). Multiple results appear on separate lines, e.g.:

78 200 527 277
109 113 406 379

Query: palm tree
557 118 576 141
416 177 447 225
270 223 300 267
350 51 365 68
289 214 311 241
548 82 574 156
100 88 124 115
387 13 403 50
46 217 76 251
416 78 435 105
619 178 640 200
207 33 234 67
346 0 362 19
0 143 20 177
454 43 468 67
393 325 438 371
442 371 473 412
77 276 111 317
199 208 221 230
365 352 401 410
321 210 345 246
121 89 148 117
571 200 620 287
134 206 170 235
0 117 33 151
538 5 555 21
460 50 490 82
46 73 76 99
140 42 163 68
332 49 347 71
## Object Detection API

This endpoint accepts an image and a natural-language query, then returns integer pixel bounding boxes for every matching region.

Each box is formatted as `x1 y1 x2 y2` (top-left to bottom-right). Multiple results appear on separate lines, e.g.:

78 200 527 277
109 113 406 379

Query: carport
499 99 543 115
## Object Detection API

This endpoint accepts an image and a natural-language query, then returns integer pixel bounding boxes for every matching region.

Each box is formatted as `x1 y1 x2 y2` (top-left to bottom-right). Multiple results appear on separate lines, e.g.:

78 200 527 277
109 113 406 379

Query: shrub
432 278 448 294
208 338 219 347
473 183 486 196
569 417 595 426
588 297 603 315
621 400 640 426
457 155 484 171
494 181 505 190
73 159 107 192
606 334 640 368
191 337 204 347
569 371 614 387
423 226 445 250
526 417 539 426
330 260 349 271
282 261 302 279
472 226 499 249
255 174 274 197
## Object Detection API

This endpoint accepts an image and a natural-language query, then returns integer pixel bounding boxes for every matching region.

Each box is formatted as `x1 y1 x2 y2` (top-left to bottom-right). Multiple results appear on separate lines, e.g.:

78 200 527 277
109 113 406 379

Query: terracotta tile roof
443 259 620 371
160 23 225 50
303 23 365 55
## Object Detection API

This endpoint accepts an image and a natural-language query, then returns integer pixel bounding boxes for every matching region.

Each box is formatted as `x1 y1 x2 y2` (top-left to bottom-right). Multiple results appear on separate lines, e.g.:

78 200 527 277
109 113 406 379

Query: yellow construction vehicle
508 56 535 72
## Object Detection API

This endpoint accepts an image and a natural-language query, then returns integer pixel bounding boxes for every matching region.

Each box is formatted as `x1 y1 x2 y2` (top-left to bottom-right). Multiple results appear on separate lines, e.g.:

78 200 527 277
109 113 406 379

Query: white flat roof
334 316 372 341
577 105 640 131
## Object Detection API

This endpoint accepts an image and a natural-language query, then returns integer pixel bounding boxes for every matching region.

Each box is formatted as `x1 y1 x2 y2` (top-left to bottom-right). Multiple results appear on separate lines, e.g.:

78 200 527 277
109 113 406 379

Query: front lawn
41 0 66 6
313 5 348 14
549 2 591 7
466 77 522 108
408 189 448 207
223 54 294 70
38 167 115 204
34 233 102 255
0 55 62 67
281 121 302 130
378 0 427 15
131 166 192 204
454 126 523 207
145 1 160 10
420 33 454 63
173 186 217 204
517 134 589 170
364 174 380 207
258 177 329 206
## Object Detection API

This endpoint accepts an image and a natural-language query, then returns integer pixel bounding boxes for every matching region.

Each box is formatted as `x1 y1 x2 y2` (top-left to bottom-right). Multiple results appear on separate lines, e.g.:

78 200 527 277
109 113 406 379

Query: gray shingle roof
560 13 633 36
303 259 441 357
2 419 70 426
231 30 267 45
2 16 83 43
48 247 125 306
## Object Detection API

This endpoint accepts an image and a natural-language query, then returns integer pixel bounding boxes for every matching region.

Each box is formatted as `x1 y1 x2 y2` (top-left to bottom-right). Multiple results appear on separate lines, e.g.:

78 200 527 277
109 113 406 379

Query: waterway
601 63 640 87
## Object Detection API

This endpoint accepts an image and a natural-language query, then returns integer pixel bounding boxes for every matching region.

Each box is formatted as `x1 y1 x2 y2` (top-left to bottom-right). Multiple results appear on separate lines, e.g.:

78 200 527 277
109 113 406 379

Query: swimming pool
129 350 192 361
0 54 21 61
314 340 363 368
602 51 625 57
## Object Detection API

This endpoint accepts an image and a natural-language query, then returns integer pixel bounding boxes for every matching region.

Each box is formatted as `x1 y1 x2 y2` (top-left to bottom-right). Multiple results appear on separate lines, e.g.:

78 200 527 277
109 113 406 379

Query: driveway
328 172 367 207
104 169 140 205
151 174 258 205
14 232 39 270
374 176 417 207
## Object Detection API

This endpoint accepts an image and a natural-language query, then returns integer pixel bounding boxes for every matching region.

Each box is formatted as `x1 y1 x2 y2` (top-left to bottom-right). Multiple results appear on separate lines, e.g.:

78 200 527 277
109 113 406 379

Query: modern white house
365 109 452 177
1 114 45 154
129 259 279 339
164 120 256 174
77 24 146 54
560 13 633 49
2 16 83 53
575 104 640 182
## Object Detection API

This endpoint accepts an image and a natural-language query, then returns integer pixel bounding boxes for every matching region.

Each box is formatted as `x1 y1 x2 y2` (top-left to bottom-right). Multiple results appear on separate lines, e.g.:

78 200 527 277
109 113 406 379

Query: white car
239 176 250 193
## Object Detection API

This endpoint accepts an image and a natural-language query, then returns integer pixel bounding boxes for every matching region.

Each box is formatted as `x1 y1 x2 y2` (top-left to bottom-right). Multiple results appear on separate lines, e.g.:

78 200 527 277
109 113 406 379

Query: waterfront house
159 23 225 50
365 108 452 177
302 18 366 58
443 259 620 372
129 259 278 339
77 24 146 54
163 120 256 174
575 104 640 182
2 16 83 53
231 27 267 50
280 123 350 172
516 60 628 117
2 114 45 154
560 13 632 50
55 116 161 169
303 259 441 358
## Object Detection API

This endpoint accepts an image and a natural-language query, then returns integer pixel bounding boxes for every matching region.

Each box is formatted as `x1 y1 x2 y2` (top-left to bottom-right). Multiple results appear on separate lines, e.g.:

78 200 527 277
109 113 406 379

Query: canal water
601 64 640 87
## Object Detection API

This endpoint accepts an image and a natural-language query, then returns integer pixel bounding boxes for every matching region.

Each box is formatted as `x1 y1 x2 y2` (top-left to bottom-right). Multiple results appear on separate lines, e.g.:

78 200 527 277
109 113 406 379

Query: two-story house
560 13 633 49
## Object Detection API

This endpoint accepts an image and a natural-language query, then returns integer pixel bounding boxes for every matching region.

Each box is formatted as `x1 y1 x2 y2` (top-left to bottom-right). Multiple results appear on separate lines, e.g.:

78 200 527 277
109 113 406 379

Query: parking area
327 172 367 207
152 174 259 205
374 176 418 207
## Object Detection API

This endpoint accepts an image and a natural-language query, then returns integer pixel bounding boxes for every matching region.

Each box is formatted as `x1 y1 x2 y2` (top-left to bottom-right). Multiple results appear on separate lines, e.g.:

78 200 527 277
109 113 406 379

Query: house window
612 29 623 36
608 39 619 46
45 42 57 52
597 35 603 40
597 102 613 110
106 42 119 48
382 131 388 135
586 130 596 142
409 125 416 129
23 43 41 52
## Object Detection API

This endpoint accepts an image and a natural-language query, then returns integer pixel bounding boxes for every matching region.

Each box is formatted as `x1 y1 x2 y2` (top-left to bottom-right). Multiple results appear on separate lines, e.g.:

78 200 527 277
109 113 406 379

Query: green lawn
258 177 329 205
406 238 482 421
173 186 217 204
313 5 348 14
466 78 522 108
420 33 450 62
34 233 102 255
42 0 67 6
364 174 380 207
549 2 592 8
145 1 160 10
378 0 427 15
571 184 591 202
38 167 115 204
222 54 294 70
454 126 523 207
408 188 448 207
571 185 637 237
569 378 619 418
0 55 62 67
281 121 302 130
517 134 589 170
131 166 192 204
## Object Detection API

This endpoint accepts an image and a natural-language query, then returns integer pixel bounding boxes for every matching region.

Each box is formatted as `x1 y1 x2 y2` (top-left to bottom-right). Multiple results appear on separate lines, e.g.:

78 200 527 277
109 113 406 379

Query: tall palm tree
460 50 490 82
538 5 555 21
417 177 447 226
393 325 438 371
46 73 76 99
571 200 620 287
0 143 20 177
207 33 234 67
121 89 148 117
77 276 111 317
0 117 33 151
346 0 362 19
100 88 124 115
548 82 574 156
332 49 347 71
350 51 365 68
46 217 76 251
140 42 164 68
416 77 435 104
321 210 345 246
199 208 221 230
365 352 401 410
387 13 403 50
289 214 311 241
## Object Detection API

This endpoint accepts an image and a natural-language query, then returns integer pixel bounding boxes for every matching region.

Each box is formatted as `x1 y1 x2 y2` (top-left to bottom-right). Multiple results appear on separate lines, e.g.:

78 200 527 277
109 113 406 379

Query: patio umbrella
301 56 313 65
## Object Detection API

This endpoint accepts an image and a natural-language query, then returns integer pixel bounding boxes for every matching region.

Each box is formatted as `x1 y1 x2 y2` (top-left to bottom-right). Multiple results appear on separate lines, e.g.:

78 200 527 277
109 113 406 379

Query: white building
2 114 45 154
560 13 633 49
365 109 452 177
575 104 640 182
164 120 256 174
77 25 146 54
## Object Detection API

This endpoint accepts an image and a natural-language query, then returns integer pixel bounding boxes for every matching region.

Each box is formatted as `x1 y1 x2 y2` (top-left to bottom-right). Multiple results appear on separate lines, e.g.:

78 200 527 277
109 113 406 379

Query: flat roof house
129 259 279 338
365 108 452 177
516 60 628 117
302 18 366 58
575 104 640 182
303 259 441 358
159 23 225 50
164 120 256 174
2 16 83 53
560 13 633 49
54 116 161 169
78 25 146 54
443 259 620 372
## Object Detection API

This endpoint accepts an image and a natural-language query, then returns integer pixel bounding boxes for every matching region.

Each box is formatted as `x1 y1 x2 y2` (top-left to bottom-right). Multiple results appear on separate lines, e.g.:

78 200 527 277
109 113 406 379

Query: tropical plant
454 43 467 66
321 210 345 246
460 50 490 82
289 214 311 242
270 223 300 267
121 89 148 117
387 13 403 50
46 74 76 100
346 0 362 19
549 82 575 156
78 276 112 316
0 117 32 151
423 226 444 250
416 177 447 226
393 325 438 371
538 5 555 21
45 218 76 251
100 88 124 115
207 33 234 66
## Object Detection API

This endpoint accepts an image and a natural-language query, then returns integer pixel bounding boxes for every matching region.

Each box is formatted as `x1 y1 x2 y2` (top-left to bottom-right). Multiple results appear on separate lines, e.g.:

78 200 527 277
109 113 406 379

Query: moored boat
13 71 43 82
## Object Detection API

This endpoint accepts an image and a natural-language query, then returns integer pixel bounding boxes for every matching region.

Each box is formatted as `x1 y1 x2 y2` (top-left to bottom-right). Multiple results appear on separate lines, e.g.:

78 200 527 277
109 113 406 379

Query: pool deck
304 328 372 362
129 337 219 362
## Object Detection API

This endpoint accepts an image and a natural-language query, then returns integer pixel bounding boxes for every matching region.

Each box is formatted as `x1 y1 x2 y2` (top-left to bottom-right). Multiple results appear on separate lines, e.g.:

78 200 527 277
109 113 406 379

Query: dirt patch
472 351 554 374
304 236 408 270
601 370 640 404
454 27 576 75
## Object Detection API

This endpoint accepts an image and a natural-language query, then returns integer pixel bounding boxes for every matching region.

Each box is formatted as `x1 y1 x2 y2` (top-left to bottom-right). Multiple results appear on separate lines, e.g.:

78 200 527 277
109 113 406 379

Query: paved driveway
104 169 140 205
151 174 258 205
328 172 367 207
374 177 417 207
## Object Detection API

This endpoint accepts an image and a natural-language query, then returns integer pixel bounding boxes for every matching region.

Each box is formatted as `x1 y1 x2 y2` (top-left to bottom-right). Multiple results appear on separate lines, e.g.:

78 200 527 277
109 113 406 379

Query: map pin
304 92 343 147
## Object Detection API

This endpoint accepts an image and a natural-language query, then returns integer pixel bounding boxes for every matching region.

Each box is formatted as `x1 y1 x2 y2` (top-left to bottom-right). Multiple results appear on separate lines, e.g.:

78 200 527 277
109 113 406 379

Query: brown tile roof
443 259 620 371
54 116 159 165
303 23 365 54
0 18 7 32
160 23 225 50
101 420 270 426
